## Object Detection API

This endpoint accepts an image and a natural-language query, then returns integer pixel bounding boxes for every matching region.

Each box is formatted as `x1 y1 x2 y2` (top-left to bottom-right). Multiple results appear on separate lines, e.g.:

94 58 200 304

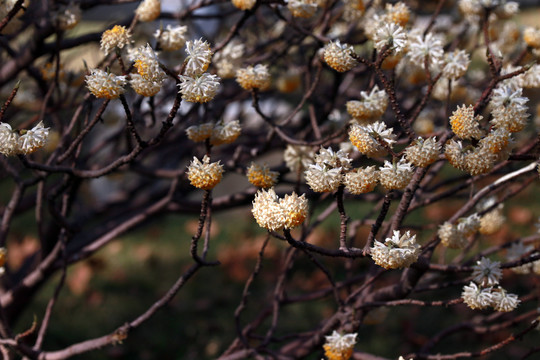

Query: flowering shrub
1 0 540 359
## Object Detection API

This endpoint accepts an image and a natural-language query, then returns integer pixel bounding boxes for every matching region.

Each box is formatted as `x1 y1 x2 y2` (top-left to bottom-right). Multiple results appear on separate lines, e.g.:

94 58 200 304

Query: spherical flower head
438 221 467 249
323 41 357 73
178 73 221 103
284 145 315 173
247 163 279 188
490 86 529 133
378 159 413 190
491 287 520 312
154 24 187 52
478 128 511 154
184 39 213 77
373 23 407 55
187 155 224 190
86 69 127 99
130 74 162 97
251 188 308 231
100 25 132 55
17 121 50 155
461 282 493 310
457 213 481 237
344 166 378 194
385 2 410 27
186 122 214 142
210 120 241 145
280 192 308 229
404 137 441 167
287 0 318 18
524 26 540 49
370 230 421 269
444 139 467 171
305 164 342 192
491 86 528 110
449 104 483 140
346 85 388 122
349 121 395 158
213 40 244 79
135 0 161 22
314 146 352 170
231 0 256 11
463 146 497 176
408 32 444 71
442 49 470 79
55 4 81 30
472 257 502 287
130 44 166 84
236 64 271 91
323 330 357 360
0 122 18 156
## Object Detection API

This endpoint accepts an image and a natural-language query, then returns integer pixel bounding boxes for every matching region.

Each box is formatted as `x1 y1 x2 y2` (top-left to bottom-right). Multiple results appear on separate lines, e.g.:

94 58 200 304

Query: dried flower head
373 23 407 55
101 25 132 55
86 69 127 99
247 163 279 188
371 230 421 269
236 64 271 91
442 49 470 79
323 330 357 360
378 159 414 190
178 73 220 103
184 39 213 77
449 105 483 140
404 137 441 167
472 257 502 286
135 0 161 22
344 166 378 194
154 24 188 52
323 41 357 72
187 155 224 190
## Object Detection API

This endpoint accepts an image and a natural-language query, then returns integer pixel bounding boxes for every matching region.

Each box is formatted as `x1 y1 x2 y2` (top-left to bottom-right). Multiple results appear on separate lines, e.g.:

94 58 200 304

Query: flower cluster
100 25 132 55
213 41 245 78
86 69 127 99
154 24 187 52
129 44 167 97
404 137 440 168
186 155 224 190
135 0 161 22
185 120 241 145
304 147 351 192
283 145 316 173
251 188 308 231
378 159 414 190
236 64 271 91
476 197 505 235
346 86 388 124
0 121 50 156
322 41 357 72
348 121 395 158
370 230 421 269
247 163 279 189
323 330 357 360
438 214 480 249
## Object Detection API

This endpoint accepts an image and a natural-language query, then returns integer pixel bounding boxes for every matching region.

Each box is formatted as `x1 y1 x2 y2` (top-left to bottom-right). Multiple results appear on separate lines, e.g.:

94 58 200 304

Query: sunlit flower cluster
438 214 480 249
404 137 440 167
129 44 167 97
323 41 357 72
236 64 271 91
154 24 188 52
135 0 161 22
378 159 414 190
283 145 316 173
371 230 421 269
247 163 279 188
186 120 241 145
213 41 245 78
304 147 351 192
100 25 132 55
86 69 127 99
348 121 395 158
186 155 224 190
252 188 308 231
346 86 388 123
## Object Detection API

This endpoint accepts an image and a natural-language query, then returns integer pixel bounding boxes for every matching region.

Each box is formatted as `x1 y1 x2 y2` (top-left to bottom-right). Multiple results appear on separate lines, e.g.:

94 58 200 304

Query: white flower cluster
378 159 414 190
304 147 351 192
213 40 245 79
404 137 440 168
407 31 444 72
129 43 167 97
0 121 49 156
86 69 127 99
348 121 395 158
283 145 316 173
370 230 421 269
462 279 519 312
476 197 505 235
346 85 388 124
178 39 221 103
373 23 407 55
154 24 187 52
251 188 308 231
